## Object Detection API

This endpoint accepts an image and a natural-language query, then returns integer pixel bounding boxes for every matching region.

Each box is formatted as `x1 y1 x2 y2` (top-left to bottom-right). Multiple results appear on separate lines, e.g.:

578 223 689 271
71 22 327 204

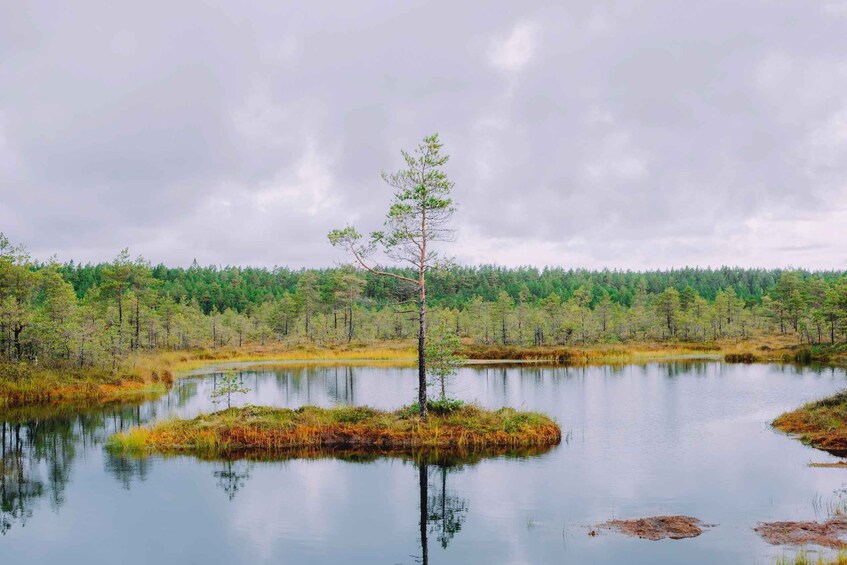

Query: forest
2 232 847 372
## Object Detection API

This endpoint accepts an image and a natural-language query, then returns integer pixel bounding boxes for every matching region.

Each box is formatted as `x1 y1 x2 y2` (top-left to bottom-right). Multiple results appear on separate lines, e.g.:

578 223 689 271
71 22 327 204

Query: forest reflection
1 404 146 534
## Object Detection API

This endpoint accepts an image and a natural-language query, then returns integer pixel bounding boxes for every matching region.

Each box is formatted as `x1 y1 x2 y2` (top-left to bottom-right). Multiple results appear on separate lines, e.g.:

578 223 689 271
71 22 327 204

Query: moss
107 404 562 456
774 391 847 454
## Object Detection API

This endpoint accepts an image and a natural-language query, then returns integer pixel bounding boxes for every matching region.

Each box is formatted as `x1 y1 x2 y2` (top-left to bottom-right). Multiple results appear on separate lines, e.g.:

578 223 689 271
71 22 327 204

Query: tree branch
348 244 421 287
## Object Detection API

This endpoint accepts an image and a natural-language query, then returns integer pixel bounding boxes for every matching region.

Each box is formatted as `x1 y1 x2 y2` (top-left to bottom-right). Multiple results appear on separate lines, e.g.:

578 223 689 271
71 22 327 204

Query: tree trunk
135 295 140 350
418 289 427 418
13 324 23 360
347 304 353 343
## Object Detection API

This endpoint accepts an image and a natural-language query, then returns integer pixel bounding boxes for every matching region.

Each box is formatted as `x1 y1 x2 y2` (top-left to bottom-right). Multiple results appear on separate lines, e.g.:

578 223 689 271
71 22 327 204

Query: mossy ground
107 404 562 456
773 391 847 454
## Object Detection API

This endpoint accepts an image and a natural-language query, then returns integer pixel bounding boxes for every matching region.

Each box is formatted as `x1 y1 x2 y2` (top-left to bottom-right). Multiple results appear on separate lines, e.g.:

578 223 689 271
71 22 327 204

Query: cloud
489 22 539 73
1 1 846 269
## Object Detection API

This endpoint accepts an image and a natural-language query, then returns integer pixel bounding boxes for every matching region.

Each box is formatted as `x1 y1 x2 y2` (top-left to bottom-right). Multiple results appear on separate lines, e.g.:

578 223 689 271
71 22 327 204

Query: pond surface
2 361 847 564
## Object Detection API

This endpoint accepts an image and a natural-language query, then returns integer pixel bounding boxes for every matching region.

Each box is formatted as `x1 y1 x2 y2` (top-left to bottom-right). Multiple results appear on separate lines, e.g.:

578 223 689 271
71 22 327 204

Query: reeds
775 550 847 565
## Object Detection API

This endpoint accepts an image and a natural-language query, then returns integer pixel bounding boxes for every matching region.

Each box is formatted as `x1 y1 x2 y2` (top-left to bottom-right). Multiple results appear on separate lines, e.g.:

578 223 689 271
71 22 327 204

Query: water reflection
3 361 847 564
105 450 152 490
1 404 147 533
426 463 468 550
214 460 253 501
1 417 78 534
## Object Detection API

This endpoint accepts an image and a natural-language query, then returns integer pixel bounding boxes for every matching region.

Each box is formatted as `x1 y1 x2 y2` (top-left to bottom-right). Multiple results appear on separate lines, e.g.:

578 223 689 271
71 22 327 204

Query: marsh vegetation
106 404 561 456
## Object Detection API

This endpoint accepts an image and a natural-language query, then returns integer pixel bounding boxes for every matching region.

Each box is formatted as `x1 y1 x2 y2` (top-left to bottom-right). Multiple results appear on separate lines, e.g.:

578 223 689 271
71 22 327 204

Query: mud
755 517 847 549
599 515 707 541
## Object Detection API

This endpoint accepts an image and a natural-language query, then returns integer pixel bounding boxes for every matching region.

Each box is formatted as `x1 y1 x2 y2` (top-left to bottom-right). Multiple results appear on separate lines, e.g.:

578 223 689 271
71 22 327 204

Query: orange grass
773 391 847 453
0 362 168 408
107 404 562 456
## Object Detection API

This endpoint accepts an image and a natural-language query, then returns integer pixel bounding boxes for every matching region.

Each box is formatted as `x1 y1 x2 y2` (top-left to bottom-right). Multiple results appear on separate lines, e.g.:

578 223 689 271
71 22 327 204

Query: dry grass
773 391 847 454
0 341 414 408
129 341 416 374
4 334 843 409
460 335 842 365
107 404 562 456
775 550 847 565
0 362 167 408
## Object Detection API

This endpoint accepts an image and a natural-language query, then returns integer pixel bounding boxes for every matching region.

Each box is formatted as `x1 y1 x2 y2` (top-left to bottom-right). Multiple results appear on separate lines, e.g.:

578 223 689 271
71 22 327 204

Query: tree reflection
427 464 468 548
416 455 471 564
1 403 148 534
1 418 76 534
214 460 252 501
104 451 151 490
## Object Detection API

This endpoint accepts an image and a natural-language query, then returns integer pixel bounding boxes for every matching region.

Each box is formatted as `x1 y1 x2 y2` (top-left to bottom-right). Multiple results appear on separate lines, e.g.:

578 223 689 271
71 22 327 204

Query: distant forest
2 232 847 371
57 260 844 312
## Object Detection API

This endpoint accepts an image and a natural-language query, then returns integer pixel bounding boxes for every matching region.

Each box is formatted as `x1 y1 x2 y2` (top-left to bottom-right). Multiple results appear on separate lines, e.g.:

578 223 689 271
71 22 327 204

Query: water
2 361 846 564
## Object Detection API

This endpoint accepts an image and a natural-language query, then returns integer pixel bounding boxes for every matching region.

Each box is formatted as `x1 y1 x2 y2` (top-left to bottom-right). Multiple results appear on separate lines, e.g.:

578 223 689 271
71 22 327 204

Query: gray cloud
1 0 846 269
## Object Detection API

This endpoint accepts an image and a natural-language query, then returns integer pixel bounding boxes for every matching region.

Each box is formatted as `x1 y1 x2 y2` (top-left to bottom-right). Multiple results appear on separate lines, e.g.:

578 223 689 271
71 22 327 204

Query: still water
2 361 847 564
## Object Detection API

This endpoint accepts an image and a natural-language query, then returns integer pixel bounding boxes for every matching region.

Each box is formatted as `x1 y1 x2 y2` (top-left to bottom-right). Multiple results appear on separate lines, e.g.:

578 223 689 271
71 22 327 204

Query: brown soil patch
755 517 847 549
600 516 706 540
809 461 847 468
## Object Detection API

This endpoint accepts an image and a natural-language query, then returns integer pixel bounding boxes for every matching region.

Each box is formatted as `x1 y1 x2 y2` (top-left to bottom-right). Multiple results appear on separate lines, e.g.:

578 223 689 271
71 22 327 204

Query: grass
106 404 562 456
773 390 847 454
5 334 844 409
0 361 169 408
0 341 412 408
461 335 847 365
775 550 847 565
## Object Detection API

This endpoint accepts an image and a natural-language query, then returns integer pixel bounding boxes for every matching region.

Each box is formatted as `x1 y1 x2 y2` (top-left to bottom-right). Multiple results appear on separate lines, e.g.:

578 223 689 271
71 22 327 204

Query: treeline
2 233 847 372
58 260 846 312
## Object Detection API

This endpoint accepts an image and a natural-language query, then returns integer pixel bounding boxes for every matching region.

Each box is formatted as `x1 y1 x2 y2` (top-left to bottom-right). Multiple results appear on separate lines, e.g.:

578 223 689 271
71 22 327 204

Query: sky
1 1 846 270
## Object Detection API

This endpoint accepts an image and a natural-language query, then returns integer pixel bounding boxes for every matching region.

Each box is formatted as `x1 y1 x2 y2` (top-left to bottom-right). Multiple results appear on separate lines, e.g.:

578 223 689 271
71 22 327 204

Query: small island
773 391 847 455
107 404 562 456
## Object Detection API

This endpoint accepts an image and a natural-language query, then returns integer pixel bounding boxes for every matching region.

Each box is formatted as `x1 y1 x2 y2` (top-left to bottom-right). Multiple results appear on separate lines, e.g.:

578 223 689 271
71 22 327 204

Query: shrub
724 352 757 363
427 398 465 415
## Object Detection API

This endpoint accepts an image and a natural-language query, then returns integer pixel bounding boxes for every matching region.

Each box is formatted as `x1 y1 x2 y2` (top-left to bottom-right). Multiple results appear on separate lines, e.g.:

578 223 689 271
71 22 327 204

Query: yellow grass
4 334 842 409
107 404 562 456
775 550 847 565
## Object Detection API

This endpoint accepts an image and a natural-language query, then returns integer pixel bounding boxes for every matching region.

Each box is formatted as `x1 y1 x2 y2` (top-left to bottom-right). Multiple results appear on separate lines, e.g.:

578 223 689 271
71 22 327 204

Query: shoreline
3 337 843 409
773 391 847 456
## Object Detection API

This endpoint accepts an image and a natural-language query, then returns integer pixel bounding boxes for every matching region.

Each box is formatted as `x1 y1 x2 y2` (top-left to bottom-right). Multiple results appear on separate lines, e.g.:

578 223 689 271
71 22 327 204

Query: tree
0 236 39 361
329 134 456 419
331 266 365 343
295 271 319 340
211 370 251 409
571 286 592 343
654 288 681 338
595 289 613 337
424 320 465 402
491 290 514 345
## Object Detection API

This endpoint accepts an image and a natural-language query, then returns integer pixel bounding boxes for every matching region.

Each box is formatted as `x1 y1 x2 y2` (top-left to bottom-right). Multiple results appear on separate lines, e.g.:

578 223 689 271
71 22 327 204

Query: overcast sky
1 1 846 270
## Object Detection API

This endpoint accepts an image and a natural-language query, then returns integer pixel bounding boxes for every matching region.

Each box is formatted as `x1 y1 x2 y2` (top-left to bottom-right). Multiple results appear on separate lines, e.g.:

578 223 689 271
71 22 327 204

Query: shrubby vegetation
2 231 847 376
